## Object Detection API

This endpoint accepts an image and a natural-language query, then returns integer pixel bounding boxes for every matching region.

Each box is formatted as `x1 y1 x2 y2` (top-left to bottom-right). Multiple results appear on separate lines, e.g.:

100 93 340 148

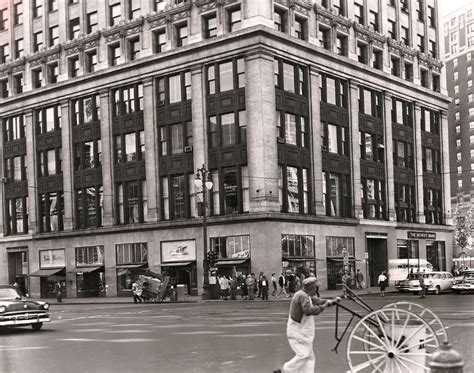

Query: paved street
1 293 473 373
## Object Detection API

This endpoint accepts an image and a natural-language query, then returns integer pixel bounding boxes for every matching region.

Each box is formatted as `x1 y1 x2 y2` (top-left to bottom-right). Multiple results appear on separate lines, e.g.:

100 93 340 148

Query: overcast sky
439 0 473 16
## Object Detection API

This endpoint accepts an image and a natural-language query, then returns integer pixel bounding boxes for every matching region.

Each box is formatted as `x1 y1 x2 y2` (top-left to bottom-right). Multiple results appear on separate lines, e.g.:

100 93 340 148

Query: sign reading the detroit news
407 231 436 240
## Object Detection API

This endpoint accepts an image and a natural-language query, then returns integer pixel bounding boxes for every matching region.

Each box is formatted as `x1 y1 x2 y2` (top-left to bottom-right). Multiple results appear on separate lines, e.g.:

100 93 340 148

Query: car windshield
407 274 419 280
0 288 21 300
464 272 474 279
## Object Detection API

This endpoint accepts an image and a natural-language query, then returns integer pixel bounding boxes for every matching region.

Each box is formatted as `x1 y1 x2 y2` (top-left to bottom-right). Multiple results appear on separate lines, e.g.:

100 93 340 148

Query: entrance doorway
367 238 388 287
7 251 29 295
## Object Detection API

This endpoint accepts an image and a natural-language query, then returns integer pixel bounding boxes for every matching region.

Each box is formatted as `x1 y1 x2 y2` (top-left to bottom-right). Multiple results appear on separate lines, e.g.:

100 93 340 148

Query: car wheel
31 322 43 331
433 286 441 295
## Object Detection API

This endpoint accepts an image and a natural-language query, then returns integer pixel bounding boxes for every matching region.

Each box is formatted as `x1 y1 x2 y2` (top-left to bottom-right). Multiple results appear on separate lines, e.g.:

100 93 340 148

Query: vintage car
452 270 474 294
0 285 50 331
395 271 455 295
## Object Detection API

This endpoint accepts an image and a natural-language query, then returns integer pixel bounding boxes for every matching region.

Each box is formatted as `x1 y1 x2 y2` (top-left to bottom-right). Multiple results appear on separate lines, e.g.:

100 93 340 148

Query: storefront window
39 249 65 268
282 235 315 257
426 241 446 271
211 235 250 259
116 243 148 293
397 239 419 260
76 246 104 266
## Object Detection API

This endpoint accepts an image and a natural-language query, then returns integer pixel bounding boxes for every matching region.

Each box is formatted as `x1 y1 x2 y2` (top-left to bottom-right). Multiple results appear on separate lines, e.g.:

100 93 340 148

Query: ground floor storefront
0 217 453 298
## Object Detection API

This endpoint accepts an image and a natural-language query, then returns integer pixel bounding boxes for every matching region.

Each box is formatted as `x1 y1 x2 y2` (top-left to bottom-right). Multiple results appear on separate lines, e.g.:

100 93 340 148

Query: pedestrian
288 274 296 298
257 271 264 298
419 272 426 298
341 271 351 297
229 275 238 300
131 280 142 303
378 271 387 297
355 269 364 290
260 274 269 300
271 273 278 296
295 275 301 292
273 277 341 373
219 275 230 300
54 280 63 303
246 274 255 300
240 275 248 300
277 273 288 297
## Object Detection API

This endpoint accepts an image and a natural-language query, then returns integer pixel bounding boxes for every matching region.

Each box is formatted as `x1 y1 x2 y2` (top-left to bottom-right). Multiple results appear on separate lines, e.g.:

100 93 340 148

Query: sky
439 0 474 16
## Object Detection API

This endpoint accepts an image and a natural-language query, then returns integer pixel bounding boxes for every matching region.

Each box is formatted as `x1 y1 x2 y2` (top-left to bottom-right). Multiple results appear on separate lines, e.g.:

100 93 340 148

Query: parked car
395 271 455 295
452 270 474 294
0 285 50 331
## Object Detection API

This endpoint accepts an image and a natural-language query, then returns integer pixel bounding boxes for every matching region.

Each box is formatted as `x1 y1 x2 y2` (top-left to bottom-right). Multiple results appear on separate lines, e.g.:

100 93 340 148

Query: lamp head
205 180 213 190
194 178 203 188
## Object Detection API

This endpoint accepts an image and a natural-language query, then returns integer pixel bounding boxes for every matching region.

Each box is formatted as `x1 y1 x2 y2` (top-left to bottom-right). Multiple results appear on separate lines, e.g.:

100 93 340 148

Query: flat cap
302 277 321 288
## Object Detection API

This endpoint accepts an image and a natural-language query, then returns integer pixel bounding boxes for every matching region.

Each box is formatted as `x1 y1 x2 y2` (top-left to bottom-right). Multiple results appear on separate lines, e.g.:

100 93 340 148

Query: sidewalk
45 286 395 305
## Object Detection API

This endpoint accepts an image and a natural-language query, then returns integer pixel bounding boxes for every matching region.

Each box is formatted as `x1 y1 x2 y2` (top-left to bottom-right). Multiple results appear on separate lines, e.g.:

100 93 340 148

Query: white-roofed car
0 285 50 331
452 270 474 294
395 271 455 295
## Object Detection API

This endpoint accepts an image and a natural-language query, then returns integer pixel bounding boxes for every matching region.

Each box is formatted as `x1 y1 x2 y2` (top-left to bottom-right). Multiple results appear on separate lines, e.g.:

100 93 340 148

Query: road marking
108 324 155 327
69 329 108 332
218 333 281 337
150 324 207 328
58 338 159 343
0 346 48 351
172 331 223 335
103 330 151 333
446 324 474 328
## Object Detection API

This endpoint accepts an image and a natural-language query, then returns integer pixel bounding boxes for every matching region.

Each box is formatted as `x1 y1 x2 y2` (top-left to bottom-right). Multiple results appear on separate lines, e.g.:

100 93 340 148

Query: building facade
443 4 474 261
0 0 452 299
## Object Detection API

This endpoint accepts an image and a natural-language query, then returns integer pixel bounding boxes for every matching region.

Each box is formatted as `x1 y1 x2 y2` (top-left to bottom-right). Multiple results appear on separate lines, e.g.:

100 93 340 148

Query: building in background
444 4 474 265
0 0 452 299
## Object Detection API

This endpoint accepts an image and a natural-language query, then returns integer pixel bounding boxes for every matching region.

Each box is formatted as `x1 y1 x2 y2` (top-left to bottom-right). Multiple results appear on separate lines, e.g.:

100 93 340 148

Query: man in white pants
274 277 340 373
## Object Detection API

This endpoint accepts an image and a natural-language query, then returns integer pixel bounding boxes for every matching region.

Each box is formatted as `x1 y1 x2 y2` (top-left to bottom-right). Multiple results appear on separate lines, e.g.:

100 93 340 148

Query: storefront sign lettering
161 240 196 262
407 231 436 240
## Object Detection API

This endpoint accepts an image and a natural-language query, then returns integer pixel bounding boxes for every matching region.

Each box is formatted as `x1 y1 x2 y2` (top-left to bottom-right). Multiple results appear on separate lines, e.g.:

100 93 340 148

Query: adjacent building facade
444 4 474 261
0 0 452 299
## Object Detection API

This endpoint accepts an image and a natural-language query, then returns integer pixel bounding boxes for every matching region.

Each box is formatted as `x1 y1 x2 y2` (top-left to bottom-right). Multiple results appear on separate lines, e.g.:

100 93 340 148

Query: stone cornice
62 32 101 55
195 0 238 13
0 56 26 76
353 23 386 48
418 52 443 72
27 45 61 67
388 39 418 61
146 3 192 29
102 17 144 43
314 4 352 33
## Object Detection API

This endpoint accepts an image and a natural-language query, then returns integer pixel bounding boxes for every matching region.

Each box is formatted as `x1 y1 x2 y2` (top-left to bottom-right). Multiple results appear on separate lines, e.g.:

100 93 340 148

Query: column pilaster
99 89 114 227
143 78 159 222
413 103 426 224
383 92 396 222
60 100 73 230
25 110 38 234
191 64 206 173
440 111 452 225
349 80 363 219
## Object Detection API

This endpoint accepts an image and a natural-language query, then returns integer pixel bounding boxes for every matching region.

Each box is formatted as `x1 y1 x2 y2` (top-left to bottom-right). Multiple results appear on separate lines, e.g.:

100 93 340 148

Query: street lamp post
194 164 213 300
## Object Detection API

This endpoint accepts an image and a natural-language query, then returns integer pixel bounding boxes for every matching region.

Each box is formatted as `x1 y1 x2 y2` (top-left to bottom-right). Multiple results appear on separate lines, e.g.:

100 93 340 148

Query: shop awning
114 264 147 269
29 268 64 277
284 258 322 262
215 259 248 267
158 262 193 267
69 266 104 274
327 258 360 262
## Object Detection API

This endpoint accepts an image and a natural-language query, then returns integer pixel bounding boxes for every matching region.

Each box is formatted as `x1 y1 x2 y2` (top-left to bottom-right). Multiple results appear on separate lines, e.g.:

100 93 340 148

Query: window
457 153 461 161
281 234 315 258
110 3 121 26
176 23 188 47
13 3 23 25
394 141 414 169
116 180 147 224
5 197 28 235
429 40 437 58
392 98 412 127
401 26 410 46
274 7 287 32
0 79 8 98
357 43 368 64
361 178 386 219
3 114 26 142
68 56 80 78
157 71 191 105
109 43 121 66
207 59 244 94
0 43 9 64
369 11 379 31
13 74 23 94
159 121 192 156
295 17 306 40
279 165 310 214
72 95 101 125
14 39 24 59
128 0 140 20
74 139 102 170
400 0 409 13
211 236 250 259
48 0 57 12
33 0 43 18
388 19 396 39
333 0 346 16
153 0 165 11
404 62 413 81
450 32 458 42
416 0 424 21
373 49 383 70
428 6 436 28
227 6 242 32
113 83 144 116
116 243 147 264
85 50 98 73
69 18 80 40
354 3 364 25
39 192 64 232
424 188 442 224
391 56 400 77
451 44 458 54
116 243 148 293
153 28 167 53
320 74 347 108
322 171 351 217
468 66 472 76
454 85 459 94
36 105 61 134
49 25 59 47
203 13 217 39
128 37 140 61
0 7 8 30
87 11 98 34
417 34 425 52
47 62 58 84
276 111 307 147
336 34 348 56
75 246 104 266
318 26 331 50
33 31 43 52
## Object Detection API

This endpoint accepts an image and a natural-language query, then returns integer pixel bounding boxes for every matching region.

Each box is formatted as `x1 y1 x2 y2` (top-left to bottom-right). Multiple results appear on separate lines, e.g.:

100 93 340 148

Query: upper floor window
354 3 364 25
207 58 245 94
176 23 188 47
388 19 396 39
113 83 144 116
33 31 43 52
33 0 43 18
209 111 246 148
295 17 307 40
159 121 193 156
69 18 80 40
369 11 379 32
274 59 307 96
319 74 348 108
128 37 140 61
36 105 62 134
72 95 101 125
279 166 310 214
227 6 241 32
110 3 121 26
321 122 349 156
428 6 436 28
392 99 412 127
3 114 26 142
109 43 121 66
14 39 24 59
114 130 145 164
87 11 98 34
360 132 384 163
274 6 287 32
13 2 23 25
358 87 383 118
393 140 414 169
203 13 217 39
157 71 191 105
85 49 98 73
128 0 140 20
116 180 148 224
153 28 167 53
0 7 8 31
416 0 424 21
48 0 58 12
421 108 439 135
333 0 346 16
276 111 308 147
49 25 59 47
400 0 409 13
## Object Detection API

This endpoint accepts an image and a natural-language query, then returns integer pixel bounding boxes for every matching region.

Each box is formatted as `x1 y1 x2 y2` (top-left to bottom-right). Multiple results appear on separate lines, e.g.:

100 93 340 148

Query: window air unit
157 100 166 106
277 136 285 143
184 145 193 152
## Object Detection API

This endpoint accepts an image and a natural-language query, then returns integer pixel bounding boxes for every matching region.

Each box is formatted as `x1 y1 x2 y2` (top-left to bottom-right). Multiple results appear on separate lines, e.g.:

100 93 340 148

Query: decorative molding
146 2 192 29
418 52 443 72
314 4 352 33
102 17 144 43
62 32 101 55
353 23 386 48
388 39 417 60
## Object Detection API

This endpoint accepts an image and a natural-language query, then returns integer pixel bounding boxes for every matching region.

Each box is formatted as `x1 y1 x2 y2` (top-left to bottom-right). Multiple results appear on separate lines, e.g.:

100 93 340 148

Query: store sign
161 240 196 262
407 231 436 240
40 249 65 268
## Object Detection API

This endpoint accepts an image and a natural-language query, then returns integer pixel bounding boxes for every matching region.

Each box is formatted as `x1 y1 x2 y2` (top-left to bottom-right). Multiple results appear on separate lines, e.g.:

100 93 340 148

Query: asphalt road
1 293 473 373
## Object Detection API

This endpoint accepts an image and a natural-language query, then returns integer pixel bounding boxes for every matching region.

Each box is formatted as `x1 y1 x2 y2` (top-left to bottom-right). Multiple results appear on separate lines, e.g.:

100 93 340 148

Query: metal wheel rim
347 307 440 373
383 301 448 343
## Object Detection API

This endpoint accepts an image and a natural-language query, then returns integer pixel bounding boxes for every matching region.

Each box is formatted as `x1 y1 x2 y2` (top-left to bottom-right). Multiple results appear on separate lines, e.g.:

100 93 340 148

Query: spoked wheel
383 301 448 343
347 308 439 372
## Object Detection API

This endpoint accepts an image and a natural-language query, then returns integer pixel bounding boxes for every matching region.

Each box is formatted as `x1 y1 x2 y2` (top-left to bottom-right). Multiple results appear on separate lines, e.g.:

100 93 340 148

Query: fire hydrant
429 341 464 373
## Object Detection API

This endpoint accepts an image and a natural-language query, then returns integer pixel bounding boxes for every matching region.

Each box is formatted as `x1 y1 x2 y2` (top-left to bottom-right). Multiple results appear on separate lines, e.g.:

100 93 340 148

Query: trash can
176 284 186 302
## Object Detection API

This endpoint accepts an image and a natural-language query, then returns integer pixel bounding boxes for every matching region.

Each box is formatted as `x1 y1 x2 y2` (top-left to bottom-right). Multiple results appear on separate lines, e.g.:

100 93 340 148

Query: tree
454 205 473 258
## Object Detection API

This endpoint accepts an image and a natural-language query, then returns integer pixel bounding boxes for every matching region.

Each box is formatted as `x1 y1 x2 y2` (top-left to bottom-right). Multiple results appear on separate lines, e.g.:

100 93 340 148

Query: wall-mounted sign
40 249 65 268
407 231 436 240
161 240 196 262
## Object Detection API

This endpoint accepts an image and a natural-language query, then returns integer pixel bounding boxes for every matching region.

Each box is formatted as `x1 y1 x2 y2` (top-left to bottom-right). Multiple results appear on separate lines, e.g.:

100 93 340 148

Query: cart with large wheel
137 274 171 302
332 284 448 372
